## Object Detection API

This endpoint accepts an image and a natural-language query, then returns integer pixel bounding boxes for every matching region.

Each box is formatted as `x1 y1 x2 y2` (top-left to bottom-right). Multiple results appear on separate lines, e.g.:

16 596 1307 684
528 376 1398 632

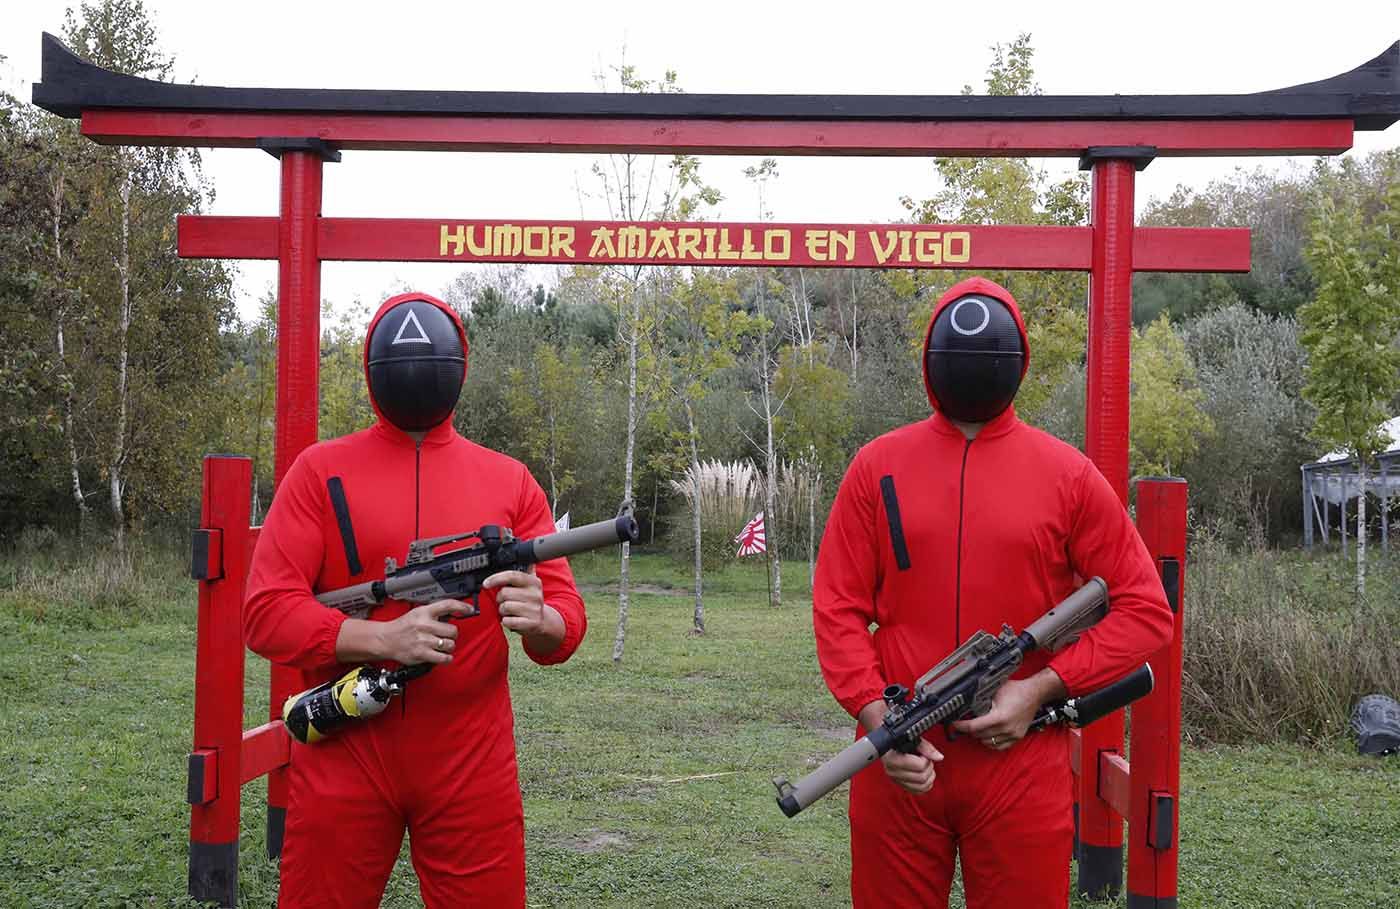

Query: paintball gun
282 508 639 744
772 577 1153 817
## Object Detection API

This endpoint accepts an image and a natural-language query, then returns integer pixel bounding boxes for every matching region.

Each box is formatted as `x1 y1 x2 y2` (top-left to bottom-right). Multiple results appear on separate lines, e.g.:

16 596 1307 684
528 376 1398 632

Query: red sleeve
514 467 587 666
1047 461 1173 696
243 450 348 671
812 451 886 718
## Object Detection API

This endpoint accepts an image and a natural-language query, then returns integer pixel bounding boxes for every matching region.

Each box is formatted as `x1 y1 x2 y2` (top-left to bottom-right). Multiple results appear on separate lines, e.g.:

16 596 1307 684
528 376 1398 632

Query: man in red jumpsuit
813 277 1173 908
244 292 586 908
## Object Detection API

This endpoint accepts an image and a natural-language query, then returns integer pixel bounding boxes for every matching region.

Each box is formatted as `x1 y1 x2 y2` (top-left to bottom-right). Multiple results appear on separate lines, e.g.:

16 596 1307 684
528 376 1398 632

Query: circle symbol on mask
925 293 1025 423
949 297 991 336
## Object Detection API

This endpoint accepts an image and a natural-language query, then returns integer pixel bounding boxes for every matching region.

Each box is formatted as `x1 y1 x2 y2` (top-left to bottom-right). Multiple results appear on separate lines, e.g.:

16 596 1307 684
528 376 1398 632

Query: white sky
4 0 1399 321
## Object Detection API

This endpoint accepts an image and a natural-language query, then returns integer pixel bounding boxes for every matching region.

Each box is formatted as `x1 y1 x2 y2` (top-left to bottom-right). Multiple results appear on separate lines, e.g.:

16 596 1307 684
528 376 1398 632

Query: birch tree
742 159 785 607
1299 166 1400 596
582 60 718 661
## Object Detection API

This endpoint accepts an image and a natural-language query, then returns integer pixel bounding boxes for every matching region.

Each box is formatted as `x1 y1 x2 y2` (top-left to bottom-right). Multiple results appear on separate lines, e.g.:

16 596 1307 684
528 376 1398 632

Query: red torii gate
32 32 1399 909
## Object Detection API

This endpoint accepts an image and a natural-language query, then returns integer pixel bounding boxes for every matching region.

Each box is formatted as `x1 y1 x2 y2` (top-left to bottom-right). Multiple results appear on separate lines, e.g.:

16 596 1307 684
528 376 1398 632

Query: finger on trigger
428 599 469 619
483 570 526 589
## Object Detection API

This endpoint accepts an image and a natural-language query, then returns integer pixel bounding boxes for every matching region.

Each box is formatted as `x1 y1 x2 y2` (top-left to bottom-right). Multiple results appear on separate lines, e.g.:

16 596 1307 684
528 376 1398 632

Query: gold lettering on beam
523 226 550 257
945 231 971 264
647 226 678 259
914 231 942 264
870 230 898 265
618 225 648 258
677 228 702 260
551 226 576 258
765 229 791 261
805 230 829 262
589 227 617 258
466 224 490 257
831 230 855 262
440 224 466 256
493 224 524 257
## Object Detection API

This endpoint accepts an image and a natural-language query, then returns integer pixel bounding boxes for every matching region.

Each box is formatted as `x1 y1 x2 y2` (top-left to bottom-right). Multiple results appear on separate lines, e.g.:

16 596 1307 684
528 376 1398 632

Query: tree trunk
847 272 860 379
109 167 133 552
1356 454 1367 597
687 403 704 634
760 337 782 608
51 169 89 532
612 281 639 663
547 402 559 518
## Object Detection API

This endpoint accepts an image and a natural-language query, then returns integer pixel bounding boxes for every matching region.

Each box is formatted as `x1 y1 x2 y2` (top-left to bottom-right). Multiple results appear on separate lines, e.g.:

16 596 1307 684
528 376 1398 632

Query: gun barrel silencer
528 515 639 563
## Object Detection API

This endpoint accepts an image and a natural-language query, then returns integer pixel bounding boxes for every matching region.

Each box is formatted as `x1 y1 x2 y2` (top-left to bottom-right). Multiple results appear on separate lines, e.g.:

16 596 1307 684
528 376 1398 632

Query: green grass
0 546 1396 907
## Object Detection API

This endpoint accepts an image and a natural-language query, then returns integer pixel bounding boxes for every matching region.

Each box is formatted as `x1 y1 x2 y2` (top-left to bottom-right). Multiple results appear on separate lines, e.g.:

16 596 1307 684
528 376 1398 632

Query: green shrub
1182 528 1400 745
0 531 190 629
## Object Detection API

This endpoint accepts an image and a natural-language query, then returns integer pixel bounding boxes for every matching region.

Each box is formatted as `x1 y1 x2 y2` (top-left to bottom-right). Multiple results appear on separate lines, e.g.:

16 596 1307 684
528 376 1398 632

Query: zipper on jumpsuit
403 439 423 719
954 437 972 642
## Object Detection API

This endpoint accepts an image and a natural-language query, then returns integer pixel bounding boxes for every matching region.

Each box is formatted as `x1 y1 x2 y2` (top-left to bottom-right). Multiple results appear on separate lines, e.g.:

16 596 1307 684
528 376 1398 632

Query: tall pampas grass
670 460 764 568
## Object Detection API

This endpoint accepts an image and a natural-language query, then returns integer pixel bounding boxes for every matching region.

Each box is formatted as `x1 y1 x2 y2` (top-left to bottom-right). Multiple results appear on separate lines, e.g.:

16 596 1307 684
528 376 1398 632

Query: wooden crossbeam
177 215 1250 273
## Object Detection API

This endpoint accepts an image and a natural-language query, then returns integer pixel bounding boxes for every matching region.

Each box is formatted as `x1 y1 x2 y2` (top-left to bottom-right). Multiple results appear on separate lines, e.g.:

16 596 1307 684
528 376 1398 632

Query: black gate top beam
31 33 1400 131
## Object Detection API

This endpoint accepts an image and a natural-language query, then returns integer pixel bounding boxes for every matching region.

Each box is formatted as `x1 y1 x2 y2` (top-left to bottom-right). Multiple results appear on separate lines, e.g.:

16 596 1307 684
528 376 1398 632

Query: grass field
0 546 1397 907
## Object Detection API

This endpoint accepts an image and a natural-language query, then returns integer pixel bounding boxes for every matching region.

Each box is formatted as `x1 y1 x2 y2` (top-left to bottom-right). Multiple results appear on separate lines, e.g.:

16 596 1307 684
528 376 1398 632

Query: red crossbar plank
179 214 276 259
179 215 1252 274
240 721 291 785
1069 728 1082 776
1134 226 1250 272
1098 751 1133 819
85 111 1354 157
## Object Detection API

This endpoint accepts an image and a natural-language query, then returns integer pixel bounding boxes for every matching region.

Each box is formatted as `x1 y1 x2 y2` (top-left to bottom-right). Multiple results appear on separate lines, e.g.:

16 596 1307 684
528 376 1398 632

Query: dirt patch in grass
812 723 855 742
559 829 631 853
579 583 686 597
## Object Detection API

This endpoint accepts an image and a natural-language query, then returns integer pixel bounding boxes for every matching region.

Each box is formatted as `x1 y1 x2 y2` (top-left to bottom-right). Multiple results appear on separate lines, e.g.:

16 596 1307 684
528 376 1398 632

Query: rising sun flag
735 512 767 557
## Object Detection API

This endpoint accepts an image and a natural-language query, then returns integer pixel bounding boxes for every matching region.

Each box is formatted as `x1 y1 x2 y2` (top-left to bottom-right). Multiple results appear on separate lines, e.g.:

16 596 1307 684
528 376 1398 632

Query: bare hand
484 568 550 636
881 739 944 793
376 599 468 666
858 699 944 794
951 673 1062 751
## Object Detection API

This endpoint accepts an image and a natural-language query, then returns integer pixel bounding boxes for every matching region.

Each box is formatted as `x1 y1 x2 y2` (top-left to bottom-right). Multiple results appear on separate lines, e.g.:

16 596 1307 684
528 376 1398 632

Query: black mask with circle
925 293 1025 423
366 300 465 432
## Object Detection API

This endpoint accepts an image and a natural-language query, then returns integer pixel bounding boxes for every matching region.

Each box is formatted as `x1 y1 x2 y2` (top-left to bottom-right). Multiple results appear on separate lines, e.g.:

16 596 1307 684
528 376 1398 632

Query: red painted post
1129 478 1187 909
188 455 253 907
1077 150 1147 898
268 148 326 859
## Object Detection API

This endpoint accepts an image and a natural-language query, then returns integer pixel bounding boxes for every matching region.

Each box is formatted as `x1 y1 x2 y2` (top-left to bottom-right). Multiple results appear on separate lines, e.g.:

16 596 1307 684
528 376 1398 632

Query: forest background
1 0 1399 735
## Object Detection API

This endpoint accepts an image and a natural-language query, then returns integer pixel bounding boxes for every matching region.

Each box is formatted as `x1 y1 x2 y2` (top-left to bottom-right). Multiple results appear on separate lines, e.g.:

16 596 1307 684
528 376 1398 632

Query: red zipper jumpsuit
244 293 586 908
813 277 1172 909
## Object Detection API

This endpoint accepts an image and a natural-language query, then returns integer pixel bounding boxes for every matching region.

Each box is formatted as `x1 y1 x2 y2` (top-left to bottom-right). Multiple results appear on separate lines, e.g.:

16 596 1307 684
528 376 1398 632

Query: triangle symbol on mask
390 308 433 345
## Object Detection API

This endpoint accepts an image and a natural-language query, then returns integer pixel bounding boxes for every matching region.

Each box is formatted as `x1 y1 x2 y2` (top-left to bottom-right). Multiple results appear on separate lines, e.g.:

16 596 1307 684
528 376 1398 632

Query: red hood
920 277 1030 414
362 291 469 428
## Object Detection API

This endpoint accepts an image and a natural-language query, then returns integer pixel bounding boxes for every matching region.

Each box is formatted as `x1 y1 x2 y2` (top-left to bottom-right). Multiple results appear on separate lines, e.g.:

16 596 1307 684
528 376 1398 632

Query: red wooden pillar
1129 478 1187 908
267 142 334 858
188 455 253 907
1077 146 1152 898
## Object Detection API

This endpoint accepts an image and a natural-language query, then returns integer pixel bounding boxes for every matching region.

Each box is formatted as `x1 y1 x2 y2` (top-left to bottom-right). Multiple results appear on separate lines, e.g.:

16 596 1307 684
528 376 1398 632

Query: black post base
1076 843 1123 900
189 839 237 908
1128 893 1178 909
267 806 286 861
